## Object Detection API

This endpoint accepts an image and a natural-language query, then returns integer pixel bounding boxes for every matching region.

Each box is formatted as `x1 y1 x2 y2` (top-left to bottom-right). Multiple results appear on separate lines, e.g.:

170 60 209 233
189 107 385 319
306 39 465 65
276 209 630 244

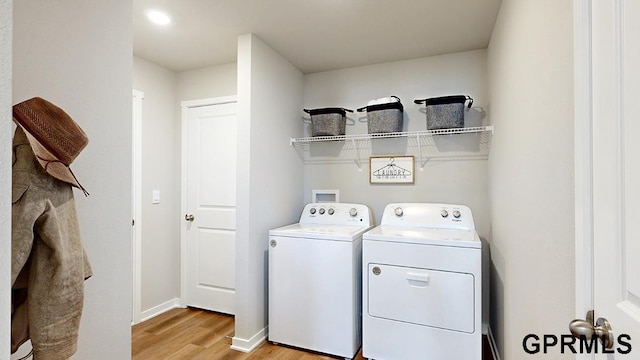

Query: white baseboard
487 326 501 360
139 298 183 323
230 327 267 353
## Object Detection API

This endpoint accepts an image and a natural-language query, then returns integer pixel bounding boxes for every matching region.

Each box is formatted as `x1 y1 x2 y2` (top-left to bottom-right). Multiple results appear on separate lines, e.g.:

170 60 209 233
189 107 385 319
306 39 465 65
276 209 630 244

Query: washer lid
363 226 481 248
269 223 373 241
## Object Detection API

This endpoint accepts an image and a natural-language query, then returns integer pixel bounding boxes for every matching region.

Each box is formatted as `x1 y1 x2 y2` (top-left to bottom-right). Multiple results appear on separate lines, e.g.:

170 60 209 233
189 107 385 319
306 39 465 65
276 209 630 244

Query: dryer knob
394 207 403 217
453 210 461 218
441 210 449 218
349 208 358 217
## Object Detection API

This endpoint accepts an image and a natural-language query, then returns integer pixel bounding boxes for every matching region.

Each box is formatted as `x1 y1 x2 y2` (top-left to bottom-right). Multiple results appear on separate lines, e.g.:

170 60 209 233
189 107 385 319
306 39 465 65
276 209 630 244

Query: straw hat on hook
13 97 89 195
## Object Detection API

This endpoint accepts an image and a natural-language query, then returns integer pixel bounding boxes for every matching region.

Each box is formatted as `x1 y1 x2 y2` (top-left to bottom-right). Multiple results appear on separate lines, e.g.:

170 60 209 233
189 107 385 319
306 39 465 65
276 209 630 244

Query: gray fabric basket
357 97 404 134
415 95 473 130
304 107 353 136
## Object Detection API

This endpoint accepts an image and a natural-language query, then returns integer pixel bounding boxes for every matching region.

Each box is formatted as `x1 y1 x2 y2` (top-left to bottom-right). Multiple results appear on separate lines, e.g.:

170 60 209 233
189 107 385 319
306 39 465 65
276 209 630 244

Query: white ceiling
133 0 502 74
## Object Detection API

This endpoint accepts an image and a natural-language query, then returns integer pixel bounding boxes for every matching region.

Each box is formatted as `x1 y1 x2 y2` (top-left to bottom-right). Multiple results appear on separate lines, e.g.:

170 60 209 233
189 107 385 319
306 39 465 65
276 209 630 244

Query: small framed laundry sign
369 156 414 184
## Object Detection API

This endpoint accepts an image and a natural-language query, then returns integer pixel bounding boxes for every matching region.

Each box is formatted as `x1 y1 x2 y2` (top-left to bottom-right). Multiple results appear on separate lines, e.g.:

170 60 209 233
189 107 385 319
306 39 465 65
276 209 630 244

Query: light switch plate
152 190 160 204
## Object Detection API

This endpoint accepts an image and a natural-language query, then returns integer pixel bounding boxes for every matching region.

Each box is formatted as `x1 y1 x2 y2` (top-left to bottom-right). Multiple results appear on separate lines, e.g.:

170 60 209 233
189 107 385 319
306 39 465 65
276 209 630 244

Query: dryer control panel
380 203 475 230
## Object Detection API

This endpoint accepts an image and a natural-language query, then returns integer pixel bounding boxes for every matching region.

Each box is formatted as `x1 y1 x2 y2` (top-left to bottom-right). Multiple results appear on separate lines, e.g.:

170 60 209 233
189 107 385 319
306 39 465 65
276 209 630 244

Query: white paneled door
575 1 640 358
182 97 237 314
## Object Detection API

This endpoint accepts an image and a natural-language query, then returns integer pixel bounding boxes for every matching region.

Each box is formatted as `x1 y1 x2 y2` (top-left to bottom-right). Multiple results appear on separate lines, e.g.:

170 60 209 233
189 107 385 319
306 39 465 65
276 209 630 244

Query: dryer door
367 264 475 333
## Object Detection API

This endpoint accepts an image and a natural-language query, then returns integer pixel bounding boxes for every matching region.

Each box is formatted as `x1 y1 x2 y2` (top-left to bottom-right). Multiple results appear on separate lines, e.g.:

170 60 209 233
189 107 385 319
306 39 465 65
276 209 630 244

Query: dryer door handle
406 272 430 287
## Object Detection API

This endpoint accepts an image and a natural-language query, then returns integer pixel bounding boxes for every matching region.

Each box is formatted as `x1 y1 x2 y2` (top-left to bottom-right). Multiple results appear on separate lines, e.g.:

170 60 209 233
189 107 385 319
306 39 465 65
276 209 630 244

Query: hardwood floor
132 308 360 360
132 307 494 359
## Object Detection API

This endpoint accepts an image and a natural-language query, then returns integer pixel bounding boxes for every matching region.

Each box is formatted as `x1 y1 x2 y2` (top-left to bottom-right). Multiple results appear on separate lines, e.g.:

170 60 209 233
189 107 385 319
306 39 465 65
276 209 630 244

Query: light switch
152 190 160 204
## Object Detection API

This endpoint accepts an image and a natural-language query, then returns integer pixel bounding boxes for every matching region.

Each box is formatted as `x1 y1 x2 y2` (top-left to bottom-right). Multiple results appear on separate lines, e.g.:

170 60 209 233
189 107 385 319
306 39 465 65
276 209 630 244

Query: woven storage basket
357 96 404 134
303 107 353 136
414 95 473 130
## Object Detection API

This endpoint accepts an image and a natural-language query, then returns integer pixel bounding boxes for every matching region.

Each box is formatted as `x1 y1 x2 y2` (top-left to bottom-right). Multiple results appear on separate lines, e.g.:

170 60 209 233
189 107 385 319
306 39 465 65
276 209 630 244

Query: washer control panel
300 203 372 226
384 203 475 230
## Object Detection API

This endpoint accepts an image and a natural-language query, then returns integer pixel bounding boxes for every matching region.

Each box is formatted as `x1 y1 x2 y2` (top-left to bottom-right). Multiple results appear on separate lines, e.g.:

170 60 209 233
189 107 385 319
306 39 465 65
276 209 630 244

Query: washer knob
319 208 326 215
441 210 449 218
394 207 404 217
349 208 358 217
453 210 461 218
310 208 316 215
328 208 335 215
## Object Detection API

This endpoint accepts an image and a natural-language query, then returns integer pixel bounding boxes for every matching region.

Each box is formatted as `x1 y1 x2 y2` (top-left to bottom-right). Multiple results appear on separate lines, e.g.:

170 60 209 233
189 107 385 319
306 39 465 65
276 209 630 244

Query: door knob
569 310 614 349
185 214 195 222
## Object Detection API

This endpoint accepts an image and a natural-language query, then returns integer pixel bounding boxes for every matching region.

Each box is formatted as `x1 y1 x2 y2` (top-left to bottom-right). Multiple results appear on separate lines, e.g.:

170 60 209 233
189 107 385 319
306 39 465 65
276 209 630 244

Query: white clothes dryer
268 203 373 359
362 203 482 360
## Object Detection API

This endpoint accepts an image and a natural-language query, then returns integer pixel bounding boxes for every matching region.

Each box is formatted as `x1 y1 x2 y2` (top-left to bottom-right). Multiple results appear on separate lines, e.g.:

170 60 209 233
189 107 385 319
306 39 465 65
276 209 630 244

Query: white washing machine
268 203 373 359
362 203 481 360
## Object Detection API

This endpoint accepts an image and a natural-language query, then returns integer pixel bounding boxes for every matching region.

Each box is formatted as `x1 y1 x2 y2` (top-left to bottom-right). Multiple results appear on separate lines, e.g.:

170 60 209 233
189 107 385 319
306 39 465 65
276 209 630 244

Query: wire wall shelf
290 125 494 170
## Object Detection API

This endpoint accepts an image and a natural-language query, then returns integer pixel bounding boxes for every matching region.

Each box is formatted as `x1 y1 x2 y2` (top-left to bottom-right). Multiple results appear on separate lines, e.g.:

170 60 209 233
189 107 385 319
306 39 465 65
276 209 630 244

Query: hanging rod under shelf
290 125 494 145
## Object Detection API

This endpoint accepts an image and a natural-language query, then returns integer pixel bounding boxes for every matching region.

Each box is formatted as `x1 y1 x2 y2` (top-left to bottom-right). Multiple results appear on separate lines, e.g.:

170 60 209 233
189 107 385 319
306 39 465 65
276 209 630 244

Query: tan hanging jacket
11 127 92 360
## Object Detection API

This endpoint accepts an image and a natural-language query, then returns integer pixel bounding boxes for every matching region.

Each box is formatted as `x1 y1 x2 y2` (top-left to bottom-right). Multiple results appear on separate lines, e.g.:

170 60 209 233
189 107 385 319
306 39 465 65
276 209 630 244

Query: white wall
487 0 574 358
234 33 304 351
303 50 490 238
133 56 181 313
177 62 237 101
0 0 12 356
12 1 133 358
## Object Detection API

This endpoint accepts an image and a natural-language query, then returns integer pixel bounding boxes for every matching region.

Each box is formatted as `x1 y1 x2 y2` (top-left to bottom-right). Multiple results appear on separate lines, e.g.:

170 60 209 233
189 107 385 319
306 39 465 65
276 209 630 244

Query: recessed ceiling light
145 9 171 26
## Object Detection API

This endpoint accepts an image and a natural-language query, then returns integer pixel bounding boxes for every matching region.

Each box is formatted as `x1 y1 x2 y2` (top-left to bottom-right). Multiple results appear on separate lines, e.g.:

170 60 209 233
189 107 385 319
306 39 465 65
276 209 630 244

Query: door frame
574 2 599 358
132 89 144 324
574 0 622 356
573 0 594 315
179 95 238 306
